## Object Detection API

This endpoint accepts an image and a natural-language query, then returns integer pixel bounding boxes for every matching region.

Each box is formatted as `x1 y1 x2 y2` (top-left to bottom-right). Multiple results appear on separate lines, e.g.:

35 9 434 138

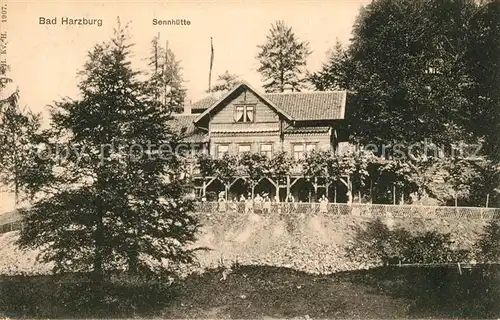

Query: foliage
256 20 312 92
197 153 238 184
146 35 187 113
324 0 493 152
432 155 500 206
238 153 269 185
346 218 471 265
0 61 18 107
0 101 43 203
377 158 420 203
303 149 378 199
345 218 410 264
310 40 349 91
477 218 500 263
17 21 200 278
267 151 294 179
197 151 294 185
462 1 500 162
207 70 240 94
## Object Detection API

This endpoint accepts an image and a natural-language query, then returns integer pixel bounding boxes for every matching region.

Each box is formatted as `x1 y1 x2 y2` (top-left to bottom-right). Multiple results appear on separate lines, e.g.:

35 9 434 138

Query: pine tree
310 40 349 91
207 70 240 94
256 20 311 93
147 35 187 113
0 101 42 205
0 62 18 107
17 21 200 279
0 62 42 206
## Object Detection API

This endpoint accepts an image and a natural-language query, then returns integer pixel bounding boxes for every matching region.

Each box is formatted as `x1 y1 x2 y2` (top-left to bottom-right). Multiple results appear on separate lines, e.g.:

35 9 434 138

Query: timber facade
168 81 350 202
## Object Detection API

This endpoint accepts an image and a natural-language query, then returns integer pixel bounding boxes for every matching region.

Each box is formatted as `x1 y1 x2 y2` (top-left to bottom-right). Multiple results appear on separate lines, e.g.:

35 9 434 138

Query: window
234 105 255 123
216 144 229 159
306 143 316 153
292 143 316 160
238 144 251 155
260 143 273 158
292 144 305 160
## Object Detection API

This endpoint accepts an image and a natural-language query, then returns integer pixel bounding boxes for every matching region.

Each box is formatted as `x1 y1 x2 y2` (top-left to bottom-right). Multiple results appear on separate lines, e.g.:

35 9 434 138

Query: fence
196 202 500 219
0 203 499 235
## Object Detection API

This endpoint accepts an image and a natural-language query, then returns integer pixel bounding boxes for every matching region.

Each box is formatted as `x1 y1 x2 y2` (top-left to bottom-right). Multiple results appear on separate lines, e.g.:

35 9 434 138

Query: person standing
245 193 253 214
263 193 271 214
319 194 328 214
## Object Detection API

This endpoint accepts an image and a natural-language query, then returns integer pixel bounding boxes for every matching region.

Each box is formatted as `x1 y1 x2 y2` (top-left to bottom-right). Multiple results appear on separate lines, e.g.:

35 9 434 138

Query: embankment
0 205 498 275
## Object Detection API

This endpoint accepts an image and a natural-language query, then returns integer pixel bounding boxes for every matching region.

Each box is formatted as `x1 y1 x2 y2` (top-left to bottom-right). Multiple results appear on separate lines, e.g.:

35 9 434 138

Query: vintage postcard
0 0 499 318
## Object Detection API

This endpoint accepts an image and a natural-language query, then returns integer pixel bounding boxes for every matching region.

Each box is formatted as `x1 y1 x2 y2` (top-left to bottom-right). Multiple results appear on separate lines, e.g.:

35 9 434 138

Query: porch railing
1 203 499 235
195 202 500 219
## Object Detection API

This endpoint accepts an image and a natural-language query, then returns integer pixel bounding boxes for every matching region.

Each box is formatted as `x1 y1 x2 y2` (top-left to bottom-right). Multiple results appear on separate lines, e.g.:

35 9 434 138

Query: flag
208 37 214 92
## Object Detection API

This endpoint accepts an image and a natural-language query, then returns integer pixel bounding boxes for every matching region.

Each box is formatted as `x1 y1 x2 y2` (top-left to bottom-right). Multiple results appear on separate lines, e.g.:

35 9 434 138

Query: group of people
213 191 330 214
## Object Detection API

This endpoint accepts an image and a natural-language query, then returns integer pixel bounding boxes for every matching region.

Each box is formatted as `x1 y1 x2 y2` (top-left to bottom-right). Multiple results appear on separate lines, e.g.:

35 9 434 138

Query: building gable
193 82 293 125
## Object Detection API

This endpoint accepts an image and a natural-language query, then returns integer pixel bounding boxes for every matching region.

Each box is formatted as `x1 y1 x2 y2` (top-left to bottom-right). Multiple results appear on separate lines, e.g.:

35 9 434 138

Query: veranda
193 173 354 203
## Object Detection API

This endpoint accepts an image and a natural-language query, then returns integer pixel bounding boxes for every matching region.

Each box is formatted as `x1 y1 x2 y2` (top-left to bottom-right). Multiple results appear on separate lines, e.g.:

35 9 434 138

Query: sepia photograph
0 0 499 318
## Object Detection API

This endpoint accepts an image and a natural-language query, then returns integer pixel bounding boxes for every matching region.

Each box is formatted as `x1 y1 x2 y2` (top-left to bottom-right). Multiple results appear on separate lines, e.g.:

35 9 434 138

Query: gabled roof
266 91 346 121
194 81 294 124
192 83 346 122
168 114 208 142
191 96 218 111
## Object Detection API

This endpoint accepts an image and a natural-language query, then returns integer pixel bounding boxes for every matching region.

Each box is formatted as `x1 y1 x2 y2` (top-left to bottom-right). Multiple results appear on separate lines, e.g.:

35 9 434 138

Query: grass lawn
1 264 499 319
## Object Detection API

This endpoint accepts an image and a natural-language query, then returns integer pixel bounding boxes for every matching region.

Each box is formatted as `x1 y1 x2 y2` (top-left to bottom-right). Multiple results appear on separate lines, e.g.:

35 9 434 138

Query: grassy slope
1 265 499 319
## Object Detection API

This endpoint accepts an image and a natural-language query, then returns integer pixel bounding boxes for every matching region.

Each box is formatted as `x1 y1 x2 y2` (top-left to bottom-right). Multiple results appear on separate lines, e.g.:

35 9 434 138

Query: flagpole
208 37 214 93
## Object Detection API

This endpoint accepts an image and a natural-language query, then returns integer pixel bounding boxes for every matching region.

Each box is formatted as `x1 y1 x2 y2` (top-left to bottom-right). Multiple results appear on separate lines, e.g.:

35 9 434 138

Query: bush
401 232 469 263
346 218 470 265
477 219 500 263
345 218 410 265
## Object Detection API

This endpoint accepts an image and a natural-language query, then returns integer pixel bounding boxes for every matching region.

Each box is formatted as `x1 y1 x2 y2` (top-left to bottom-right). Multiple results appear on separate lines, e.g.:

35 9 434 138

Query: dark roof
266 91 345 121
284 125 331 134
191 88 346 121
168 114 208 142
191 96 218 110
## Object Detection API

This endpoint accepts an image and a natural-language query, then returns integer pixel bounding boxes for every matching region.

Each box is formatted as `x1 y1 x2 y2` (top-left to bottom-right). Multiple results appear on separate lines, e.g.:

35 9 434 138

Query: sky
0 0 371 212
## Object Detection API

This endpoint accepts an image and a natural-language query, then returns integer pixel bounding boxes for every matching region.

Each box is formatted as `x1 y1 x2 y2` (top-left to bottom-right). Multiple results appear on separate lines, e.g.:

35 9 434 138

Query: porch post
326 182 330 201
313 177 318 202
393 184 396 205
334 183 337 203
286 175 290 200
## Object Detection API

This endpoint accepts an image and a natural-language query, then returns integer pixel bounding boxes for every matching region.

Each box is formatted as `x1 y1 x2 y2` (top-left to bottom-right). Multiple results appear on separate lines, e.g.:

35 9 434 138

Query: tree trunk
128 246 139 275
93 178 105 282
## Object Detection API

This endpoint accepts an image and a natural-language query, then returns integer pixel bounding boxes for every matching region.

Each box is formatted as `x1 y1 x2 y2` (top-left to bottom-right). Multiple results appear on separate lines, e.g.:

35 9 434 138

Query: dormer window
234 105 255 123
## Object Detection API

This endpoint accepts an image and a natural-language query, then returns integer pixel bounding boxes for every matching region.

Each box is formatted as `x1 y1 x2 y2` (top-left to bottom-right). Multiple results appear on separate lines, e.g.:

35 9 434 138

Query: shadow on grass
0 264 499 318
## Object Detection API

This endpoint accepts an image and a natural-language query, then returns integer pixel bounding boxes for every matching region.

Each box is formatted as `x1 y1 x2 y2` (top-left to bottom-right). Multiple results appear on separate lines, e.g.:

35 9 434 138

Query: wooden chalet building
169 81 349 202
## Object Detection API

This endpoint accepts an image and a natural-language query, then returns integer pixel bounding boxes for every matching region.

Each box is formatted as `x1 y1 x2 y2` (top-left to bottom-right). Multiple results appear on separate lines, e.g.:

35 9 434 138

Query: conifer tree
256 20 311 92
17 21 199 279
0 62 43 205
147 35 187 113
207 70 240 94
310 40 349 91
0 101 42 205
